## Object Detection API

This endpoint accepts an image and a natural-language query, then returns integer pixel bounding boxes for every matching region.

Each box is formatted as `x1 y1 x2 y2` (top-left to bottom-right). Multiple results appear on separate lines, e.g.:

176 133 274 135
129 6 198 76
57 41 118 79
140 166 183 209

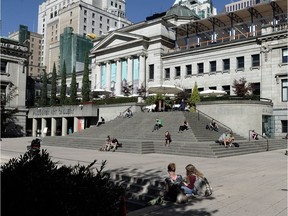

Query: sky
0 0 232 37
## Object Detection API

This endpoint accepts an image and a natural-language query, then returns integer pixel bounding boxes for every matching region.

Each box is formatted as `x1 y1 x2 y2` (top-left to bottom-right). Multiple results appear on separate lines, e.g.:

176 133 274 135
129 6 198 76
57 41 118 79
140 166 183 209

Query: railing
193 107 232 132
248 130 269 151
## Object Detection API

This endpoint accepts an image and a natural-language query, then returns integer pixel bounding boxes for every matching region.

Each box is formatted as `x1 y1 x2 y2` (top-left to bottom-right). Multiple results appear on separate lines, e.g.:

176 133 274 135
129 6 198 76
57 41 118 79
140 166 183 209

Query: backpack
194 176 213 197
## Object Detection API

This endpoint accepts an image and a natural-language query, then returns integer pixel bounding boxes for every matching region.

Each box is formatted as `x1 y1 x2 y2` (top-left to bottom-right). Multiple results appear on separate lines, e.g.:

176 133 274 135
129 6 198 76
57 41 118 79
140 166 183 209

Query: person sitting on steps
164 131 172 146
251 130 259 140
152 118 163 132
97 116 105 127
179 120 189 132
208 119 218 132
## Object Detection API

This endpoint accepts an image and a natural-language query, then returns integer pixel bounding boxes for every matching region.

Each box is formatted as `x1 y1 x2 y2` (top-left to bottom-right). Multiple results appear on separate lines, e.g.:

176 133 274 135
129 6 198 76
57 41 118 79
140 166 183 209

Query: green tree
50 62 57 106
232 77 252 97
70 66 77 105
82 52 90 102
40 70 48 106
190 82 200 107
1 150 125 216
60 61 67 105
1 85 19 137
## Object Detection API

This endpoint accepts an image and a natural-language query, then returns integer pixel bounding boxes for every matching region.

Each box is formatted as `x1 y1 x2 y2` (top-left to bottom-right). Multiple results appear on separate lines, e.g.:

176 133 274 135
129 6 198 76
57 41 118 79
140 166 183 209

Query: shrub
1 150 125 216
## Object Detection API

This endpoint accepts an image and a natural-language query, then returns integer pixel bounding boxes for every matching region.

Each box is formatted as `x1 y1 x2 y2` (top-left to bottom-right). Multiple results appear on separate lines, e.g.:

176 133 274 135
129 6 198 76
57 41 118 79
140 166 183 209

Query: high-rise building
173 0 217 18
8 25 43 78
38 0 132 74
224 0 271 13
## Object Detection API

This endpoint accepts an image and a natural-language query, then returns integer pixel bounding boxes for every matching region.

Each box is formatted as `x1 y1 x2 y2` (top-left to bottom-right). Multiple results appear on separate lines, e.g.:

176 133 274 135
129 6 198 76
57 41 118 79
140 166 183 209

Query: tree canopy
81 52 90 102
50 62 57 106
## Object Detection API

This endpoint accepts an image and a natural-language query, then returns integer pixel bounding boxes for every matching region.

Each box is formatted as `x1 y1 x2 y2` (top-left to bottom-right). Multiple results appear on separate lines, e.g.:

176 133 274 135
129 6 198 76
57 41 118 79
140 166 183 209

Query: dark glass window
237 56 245 69
223 59 230 70
252 54 260 67
149 64 154 80
210 61 216 72
186 65 192 75
175 66 181 77
165 68 170 79
281 120 287 133
198 63 204 74
282 48 288 63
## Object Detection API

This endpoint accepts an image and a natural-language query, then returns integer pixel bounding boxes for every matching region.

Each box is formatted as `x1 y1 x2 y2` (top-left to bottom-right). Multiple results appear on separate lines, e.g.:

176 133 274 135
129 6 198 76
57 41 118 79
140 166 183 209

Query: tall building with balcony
37 0 132 74
8 25 43 78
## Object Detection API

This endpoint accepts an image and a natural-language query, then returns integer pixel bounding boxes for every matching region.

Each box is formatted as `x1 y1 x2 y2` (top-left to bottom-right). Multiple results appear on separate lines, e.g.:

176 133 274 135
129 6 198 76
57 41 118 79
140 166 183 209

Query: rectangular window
92 13 95 18
198 63 204 74
281 120 288 133
70 19 72 24
149 64 154 80
84 10 87 15
223 59 230 71
282 79 288 102
100 23 102 28
186 65 192 76
165 68 170 79
222 85 230 95
237 56 245 69
209 86 216 90
282 48 288 63
84 25 86 31
1 60 7 73
92 20 95 26
175 66 181 77
252 54 260 67
84 18 87 23
100 16 102 21
251 83 260 96
210 61 216 72
107 19 110 24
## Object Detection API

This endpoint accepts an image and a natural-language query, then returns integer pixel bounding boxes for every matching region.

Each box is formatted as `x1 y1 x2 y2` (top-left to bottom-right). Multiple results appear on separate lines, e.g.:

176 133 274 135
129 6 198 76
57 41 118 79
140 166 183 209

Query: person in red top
181 164 205 196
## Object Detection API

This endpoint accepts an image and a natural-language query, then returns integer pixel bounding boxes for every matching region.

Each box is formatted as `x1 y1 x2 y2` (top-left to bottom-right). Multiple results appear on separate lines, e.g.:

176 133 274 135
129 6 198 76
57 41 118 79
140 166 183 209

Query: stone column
51 118 56 136
139 53 146 90
41 118 47 137
116 59 122 95
95 63 101 89
127 56 133 85
74 117 78 133
62 117 68 136
106 61 111 91
32 118 37 137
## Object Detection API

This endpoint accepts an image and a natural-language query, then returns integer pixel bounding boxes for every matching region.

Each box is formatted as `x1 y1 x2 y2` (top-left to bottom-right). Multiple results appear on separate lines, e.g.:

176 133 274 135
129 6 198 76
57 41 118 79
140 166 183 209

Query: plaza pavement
1 137 287 216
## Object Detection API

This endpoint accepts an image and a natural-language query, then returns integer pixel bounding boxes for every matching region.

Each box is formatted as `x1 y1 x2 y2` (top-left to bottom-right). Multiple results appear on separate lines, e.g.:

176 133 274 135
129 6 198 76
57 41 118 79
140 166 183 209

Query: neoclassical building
90 0 287 137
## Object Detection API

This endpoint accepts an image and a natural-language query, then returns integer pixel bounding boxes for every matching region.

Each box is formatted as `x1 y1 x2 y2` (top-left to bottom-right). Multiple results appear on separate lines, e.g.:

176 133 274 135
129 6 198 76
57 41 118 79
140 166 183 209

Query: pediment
91 31 148 53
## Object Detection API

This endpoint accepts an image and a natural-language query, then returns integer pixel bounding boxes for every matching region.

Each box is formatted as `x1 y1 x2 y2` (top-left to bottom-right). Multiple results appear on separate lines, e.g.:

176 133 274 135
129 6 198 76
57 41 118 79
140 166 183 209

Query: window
175 66 181 77
222 85 230 95
282 48 288 63
149 64 154 80
100 23 102 28
111 1 113 6
70 19 72 24
186 64 192 76
1 60 7 73
92 28 94 33
115 22 117 27
70 11 72 16
282 79 288 102
84 10 87 15
198 63 204 74
237 56 245 69
281 120 288 133
209 86 216 90
198 87 204 92
50 13 53 19
92 20 95 26
100 16 102 21
84 25 86 31
165 68 170 79
107 26 110 31
252 54 260 67
84 18 87 23
92 13 95 18
107 19 110 24
223 59 230 71
210 61 216 72
251 83 260 96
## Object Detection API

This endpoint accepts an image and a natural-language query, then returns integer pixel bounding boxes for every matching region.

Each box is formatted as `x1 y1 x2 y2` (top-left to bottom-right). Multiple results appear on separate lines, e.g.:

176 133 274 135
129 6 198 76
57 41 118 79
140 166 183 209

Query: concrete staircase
42 111 287 158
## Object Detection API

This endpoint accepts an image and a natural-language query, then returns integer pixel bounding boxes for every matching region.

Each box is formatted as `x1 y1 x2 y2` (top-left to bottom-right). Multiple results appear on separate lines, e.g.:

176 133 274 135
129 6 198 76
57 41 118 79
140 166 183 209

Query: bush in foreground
1 150 125 216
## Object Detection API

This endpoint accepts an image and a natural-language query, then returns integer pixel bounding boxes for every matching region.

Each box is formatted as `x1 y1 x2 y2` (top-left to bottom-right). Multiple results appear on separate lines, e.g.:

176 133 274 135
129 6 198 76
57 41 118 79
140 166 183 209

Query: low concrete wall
197 100 273 138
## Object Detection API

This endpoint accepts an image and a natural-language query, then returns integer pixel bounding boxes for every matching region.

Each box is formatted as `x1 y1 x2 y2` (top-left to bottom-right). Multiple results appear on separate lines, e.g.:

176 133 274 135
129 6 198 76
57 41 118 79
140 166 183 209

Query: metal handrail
193 107 232 132
248 130 269 151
